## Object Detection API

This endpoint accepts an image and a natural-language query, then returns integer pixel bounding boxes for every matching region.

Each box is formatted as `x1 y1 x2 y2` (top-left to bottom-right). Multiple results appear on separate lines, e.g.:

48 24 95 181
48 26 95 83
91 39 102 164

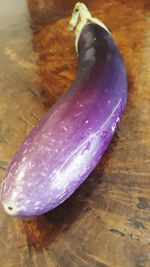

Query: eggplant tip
2 202 19 216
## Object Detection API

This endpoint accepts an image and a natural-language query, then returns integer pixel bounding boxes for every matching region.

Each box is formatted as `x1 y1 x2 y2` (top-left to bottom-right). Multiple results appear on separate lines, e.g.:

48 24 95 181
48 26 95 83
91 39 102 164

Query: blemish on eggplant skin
137 197 150 209
8 206 13 211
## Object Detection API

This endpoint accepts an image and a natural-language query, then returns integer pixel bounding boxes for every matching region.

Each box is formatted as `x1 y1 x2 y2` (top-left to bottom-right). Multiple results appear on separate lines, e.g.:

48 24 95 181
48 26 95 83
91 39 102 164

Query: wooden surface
0 0 150 266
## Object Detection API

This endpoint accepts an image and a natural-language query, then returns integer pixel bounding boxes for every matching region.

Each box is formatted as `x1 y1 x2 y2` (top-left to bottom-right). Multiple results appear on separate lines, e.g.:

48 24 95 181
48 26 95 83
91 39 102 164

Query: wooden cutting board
0 0 150 266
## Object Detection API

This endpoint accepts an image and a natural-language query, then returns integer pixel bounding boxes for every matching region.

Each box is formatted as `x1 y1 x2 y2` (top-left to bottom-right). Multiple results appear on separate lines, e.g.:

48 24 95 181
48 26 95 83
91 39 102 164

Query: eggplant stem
69 2 111 52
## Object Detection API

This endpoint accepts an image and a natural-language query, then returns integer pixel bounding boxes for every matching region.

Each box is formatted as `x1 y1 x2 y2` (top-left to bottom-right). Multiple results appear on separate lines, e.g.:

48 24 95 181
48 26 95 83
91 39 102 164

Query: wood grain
0 0 150 266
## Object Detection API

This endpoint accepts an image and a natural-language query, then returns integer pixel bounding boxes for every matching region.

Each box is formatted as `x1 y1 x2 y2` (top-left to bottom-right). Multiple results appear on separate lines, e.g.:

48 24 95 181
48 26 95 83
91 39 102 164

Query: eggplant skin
1 23 127 217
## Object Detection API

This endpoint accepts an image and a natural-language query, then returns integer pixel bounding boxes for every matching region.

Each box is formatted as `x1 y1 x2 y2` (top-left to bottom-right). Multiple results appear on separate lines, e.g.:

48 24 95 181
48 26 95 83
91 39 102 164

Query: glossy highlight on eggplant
1 3 127 217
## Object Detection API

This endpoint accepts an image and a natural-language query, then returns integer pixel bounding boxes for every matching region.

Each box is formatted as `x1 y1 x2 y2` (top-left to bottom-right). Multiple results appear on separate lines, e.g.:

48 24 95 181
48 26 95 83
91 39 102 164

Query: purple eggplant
1 3 127 217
